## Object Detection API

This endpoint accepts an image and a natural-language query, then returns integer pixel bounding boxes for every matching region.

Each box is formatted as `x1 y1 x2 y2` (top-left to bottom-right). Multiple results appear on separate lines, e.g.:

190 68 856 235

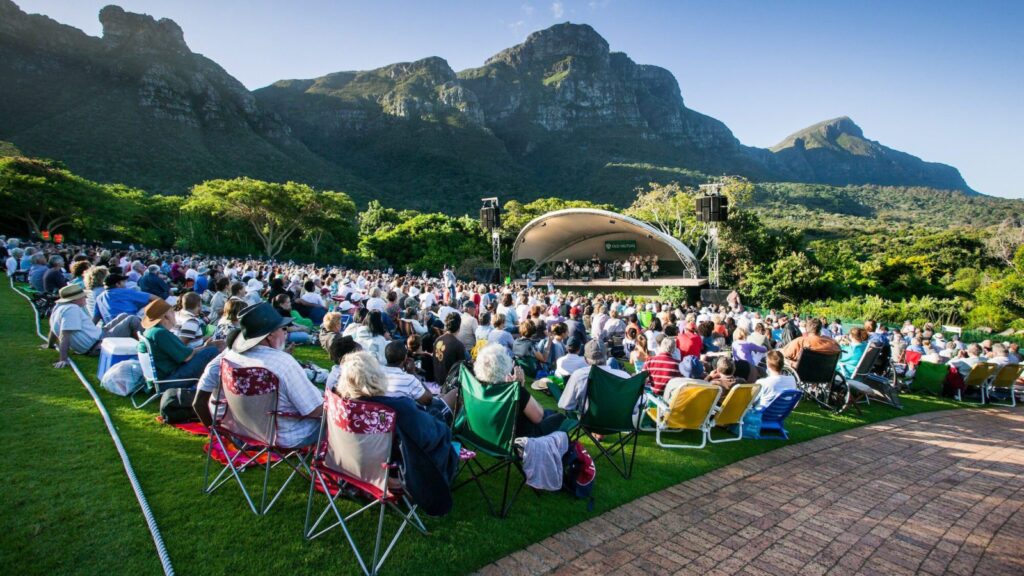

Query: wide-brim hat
141 299 172 329
232 302 293 353
56 284 87 304
104 273 127 288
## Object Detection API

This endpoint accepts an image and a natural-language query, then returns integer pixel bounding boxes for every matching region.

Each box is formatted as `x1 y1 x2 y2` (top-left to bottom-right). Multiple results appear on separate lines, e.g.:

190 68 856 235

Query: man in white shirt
591 306 610 342
43 284 142 369
382 342 456 421
456 301 478 350
365 288 387 312
193 302 323 449
558 340 630 412
755 350 798 410
555 339 588 378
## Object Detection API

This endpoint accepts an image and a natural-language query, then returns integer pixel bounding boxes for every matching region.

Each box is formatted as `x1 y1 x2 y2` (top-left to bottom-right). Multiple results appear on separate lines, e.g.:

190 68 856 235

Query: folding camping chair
754 390 803 440
910 361 951 399
202 359 313 515
847 345 902 410
641 381 721 449
452 364 526 517
962 362 998 404
709 383 762 443
574 368 647 476
985 363 1022 406
304 393 426 576
785 349 850 413
131 333 199 408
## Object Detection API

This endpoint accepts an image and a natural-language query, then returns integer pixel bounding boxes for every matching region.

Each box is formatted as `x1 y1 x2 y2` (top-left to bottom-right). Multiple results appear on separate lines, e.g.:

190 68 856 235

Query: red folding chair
304 393 426 576
202 359 313 515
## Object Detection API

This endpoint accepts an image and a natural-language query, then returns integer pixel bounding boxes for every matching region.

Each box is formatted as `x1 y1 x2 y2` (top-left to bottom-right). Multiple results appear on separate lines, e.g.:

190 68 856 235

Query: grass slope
0 280 964 575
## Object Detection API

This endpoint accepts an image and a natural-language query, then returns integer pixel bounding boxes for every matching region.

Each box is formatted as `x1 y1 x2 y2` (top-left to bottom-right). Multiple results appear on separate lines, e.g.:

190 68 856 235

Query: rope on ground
8 277 175 576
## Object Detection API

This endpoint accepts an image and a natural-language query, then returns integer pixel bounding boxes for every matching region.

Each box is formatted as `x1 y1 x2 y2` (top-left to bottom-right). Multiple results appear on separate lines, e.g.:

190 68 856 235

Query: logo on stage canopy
604 240 637 252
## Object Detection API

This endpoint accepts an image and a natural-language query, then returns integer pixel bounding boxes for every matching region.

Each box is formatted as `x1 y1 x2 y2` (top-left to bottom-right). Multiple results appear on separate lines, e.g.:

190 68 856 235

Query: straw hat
141 299 172 329
56 284 86 304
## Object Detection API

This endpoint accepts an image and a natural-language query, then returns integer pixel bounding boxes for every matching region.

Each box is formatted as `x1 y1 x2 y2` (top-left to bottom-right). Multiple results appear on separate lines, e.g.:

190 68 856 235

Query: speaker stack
695 195 729 222
480 206 500 230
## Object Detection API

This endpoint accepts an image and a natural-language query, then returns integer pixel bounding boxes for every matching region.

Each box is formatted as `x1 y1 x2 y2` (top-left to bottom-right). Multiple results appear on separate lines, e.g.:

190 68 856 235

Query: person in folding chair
557 340 631 413
193 302 324 449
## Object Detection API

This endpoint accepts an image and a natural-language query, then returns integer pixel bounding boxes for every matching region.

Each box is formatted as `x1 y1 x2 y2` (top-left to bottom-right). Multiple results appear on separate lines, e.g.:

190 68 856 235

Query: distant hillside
0 1 979 207
770 117 973 193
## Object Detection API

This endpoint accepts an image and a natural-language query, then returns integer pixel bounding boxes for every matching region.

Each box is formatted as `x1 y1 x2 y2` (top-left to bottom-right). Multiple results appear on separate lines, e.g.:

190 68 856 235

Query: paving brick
474 409 1024 576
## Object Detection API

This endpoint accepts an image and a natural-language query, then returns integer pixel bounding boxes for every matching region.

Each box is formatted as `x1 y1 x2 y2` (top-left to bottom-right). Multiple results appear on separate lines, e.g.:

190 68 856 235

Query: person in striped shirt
645 337 684 395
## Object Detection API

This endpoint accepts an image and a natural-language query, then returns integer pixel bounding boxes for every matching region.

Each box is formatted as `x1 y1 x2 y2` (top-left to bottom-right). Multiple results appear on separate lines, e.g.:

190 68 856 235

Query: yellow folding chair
642 382 721 449
986 363 1022 407
962 362 997 404
709 383 761 444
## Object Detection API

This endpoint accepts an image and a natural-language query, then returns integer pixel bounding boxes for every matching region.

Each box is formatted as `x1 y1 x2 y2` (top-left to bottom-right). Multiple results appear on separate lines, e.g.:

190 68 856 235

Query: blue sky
17 0 1024 197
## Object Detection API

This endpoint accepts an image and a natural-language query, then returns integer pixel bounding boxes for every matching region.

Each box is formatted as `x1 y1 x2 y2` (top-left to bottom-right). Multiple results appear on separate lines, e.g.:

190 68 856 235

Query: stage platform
534 276 707 295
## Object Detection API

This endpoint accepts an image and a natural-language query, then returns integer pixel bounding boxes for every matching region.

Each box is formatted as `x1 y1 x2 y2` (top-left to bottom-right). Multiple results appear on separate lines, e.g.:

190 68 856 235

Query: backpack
159 388 200 424
562 440 596 510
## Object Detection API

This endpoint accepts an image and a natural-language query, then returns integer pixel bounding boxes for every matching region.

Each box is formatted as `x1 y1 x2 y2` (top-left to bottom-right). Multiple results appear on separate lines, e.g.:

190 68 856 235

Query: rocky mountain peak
817 116 864 139
485 22 609 68
99 5 189 55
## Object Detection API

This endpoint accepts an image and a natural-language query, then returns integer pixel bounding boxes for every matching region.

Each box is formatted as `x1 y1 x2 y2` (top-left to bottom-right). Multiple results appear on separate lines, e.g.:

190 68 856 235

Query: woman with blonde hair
82 265 109 319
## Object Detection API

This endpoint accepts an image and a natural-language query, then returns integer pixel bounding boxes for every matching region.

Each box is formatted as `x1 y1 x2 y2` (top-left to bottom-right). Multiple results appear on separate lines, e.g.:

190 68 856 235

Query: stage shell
511 208 702 278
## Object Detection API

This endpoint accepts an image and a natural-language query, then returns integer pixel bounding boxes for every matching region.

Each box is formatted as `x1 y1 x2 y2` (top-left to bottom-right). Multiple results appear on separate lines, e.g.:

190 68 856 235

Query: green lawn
0 281 965 575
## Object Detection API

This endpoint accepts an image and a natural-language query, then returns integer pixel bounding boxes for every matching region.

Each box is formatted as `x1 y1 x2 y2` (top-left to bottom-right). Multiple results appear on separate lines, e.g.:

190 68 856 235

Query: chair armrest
644 391 668 410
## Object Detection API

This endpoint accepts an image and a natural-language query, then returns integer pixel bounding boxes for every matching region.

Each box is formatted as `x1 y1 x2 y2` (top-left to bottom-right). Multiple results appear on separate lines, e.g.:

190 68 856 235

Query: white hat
245 278 263 292
338 301 354 312
350 292 363 302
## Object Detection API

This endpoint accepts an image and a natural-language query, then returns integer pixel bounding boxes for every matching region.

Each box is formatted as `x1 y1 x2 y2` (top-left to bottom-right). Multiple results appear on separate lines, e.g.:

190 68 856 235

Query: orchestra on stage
548 253 660 281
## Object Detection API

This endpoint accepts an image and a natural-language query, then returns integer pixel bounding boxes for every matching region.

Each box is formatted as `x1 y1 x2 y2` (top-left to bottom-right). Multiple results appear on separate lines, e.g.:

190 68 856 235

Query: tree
987 217 1024 274
359 213 488 272
303 190 357 258
358 199 405 238
625 182 699 242
184 178 323 259
0 157 101 238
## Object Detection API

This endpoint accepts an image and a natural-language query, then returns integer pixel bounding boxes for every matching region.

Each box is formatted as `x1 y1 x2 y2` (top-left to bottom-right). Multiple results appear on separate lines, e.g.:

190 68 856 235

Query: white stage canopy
511 208 702 278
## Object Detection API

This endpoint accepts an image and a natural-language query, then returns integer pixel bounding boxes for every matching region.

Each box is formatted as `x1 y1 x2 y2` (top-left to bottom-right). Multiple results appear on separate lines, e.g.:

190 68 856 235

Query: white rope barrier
8 277 175 576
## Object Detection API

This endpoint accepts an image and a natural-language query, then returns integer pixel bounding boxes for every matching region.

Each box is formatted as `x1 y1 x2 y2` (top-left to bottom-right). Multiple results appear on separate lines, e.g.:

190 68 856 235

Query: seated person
319 311 343 355
754 350 798 409
27 253 48 292
271 294 313 344
293 280 328 324
645 337 684 395
781 318 840 365
42 255 68 294
174 292 208 349
94 273 158 324
335 351 459 516
432 312 467 384
558 340 631 412
141 299 223 382
383 341 457 423
486 313 515 352
706 356 742 392
513 320 548 368
42 284 142 368
476 343 565 437
554 338 588 378
213 298 244 341
838 327 869 377
193 302 323 450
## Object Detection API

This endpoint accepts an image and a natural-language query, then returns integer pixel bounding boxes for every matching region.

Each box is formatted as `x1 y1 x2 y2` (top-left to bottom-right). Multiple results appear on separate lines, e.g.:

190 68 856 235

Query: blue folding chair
753 390 802 440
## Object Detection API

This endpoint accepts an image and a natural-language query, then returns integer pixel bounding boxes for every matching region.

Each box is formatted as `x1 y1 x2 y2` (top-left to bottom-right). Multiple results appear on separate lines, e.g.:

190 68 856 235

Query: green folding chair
515 355 539 379
912 361 950 398
637 311 653 329
452 364 526 518
573 368 648 479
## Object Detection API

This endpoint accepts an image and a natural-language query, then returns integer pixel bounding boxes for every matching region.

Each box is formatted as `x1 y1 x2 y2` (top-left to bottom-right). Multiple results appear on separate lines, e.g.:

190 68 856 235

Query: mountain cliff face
0 1 977 206
0 0 349 195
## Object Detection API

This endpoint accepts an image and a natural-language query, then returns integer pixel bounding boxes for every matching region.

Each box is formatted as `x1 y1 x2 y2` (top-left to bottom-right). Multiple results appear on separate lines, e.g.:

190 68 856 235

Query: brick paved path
477 408 1024 576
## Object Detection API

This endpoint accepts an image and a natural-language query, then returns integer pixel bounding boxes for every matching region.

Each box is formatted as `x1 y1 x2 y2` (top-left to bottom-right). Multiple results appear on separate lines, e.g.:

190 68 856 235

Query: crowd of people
4 234 1022 513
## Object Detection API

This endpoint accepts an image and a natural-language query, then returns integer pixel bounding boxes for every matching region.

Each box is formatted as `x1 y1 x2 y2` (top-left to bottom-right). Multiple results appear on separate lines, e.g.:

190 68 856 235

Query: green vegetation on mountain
0 2 979 207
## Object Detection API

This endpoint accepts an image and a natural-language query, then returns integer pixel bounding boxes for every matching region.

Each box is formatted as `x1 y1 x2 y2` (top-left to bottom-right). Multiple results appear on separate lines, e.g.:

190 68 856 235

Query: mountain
0 0 359 196
770 117 973 193
0 1 978 206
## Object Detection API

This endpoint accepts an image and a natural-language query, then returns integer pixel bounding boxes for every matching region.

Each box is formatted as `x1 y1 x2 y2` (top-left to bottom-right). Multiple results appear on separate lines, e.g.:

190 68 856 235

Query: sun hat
103 273 127 288
141 299 172 329
56 284 86 304
245 278 263 293
584 340 606 364
231 302 293 353
530 379 550 391
338 301 355 312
